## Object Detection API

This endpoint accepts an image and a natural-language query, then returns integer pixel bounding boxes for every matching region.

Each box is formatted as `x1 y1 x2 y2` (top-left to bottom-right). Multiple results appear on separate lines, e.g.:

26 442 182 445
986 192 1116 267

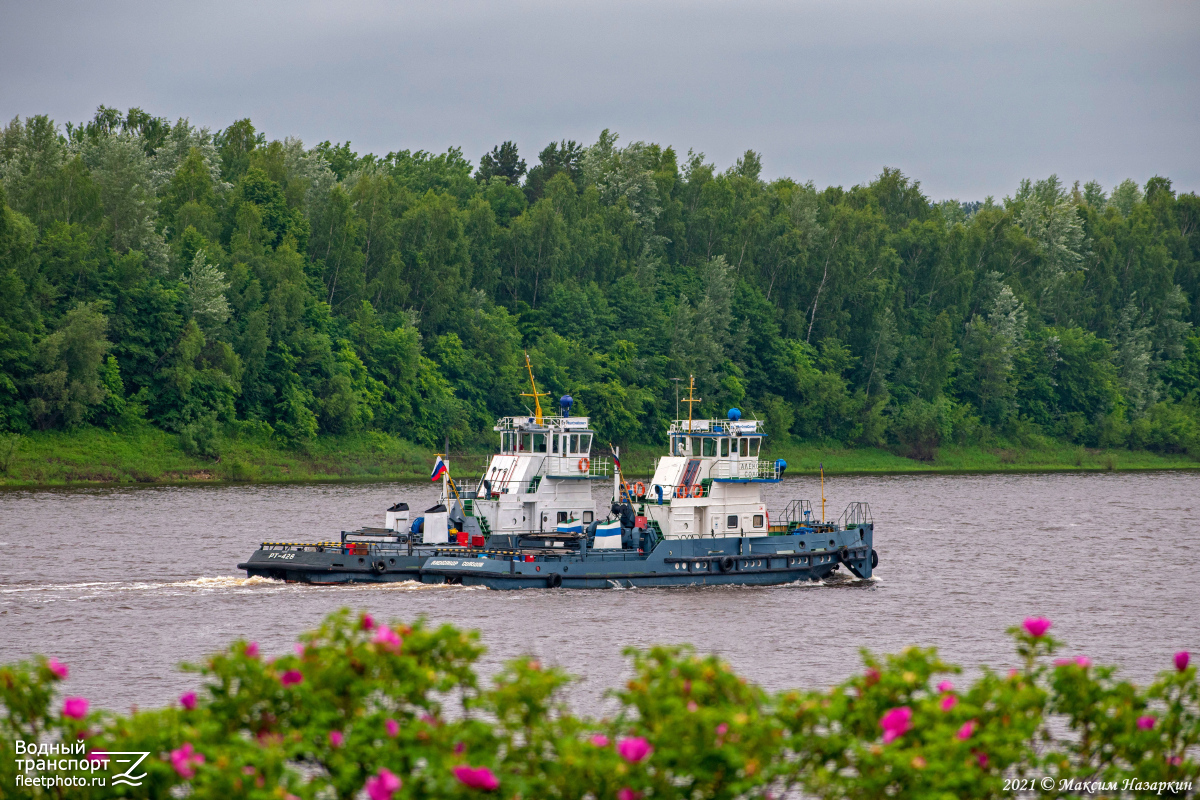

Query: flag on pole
430 456 447 482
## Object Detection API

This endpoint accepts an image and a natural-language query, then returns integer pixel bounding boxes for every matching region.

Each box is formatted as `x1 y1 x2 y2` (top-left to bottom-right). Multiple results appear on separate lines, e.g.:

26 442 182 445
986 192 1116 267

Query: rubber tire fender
547 573 563 589
870 549 879 569
372 559 387 574
718 556 735 572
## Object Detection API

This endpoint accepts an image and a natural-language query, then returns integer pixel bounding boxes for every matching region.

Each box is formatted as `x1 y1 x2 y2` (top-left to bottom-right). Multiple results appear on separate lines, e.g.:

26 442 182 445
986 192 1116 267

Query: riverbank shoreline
1 425 1196 489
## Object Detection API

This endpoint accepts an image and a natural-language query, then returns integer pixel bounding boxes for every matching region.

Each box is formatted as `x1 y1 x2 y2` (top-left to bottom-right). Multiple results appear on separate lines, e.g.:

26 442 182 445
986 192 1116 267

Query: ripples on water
0 473 1196 712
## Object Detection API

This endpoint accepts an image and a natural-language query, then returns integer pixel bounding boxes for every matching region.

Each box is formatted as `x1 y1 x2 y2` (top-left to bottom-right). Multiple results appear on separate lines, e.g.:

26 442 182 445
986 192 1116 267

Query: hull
238 526 875 590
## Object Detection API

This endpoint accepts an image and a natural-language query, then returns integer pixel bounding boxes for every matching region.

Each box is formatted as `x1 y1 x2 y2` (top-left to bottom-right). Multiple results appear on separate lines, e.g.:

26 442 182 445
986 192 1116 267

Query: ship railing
839 502 873 528
769 499 815 531
711 459 780 480
539 455 611 479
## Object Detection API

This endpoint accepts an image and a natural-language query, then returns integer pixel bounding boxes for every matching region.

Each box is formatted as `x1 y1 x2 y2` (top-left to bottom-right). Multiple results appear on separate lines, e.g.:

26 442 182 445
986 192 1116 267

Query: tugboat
238 367 878 589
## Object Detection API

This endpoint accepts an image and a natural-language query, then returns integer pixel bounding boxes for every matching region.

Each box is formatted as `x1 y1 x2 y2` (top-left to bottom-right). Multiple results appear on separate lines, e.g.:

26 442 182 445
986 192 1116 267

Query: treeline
1 106 1198 459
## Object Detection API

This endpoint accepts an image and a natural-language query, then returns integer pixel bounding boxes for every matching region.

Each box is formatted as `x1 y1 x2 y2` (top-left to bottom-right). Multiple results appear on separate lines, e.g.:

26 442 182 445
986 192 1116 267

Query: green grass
0 424 437 487
615 440 1199 478
1 427 1196 488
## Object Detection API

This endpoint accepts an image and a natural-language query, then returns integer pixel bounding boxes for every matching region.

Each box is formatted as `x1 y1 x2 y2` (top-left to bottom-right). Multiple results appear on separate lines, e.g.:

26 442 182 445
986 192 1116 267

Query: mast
682 375 701 432
521 351 549 424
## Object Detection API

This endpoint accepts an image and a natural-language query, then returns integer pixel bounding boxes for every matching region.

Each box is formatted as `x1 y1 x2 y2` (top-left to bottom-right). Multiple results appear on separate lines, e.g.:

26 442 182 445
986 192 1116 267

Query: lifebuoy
675 485 687 498
633 481 646 498
691 483 704 498
578 457 590 472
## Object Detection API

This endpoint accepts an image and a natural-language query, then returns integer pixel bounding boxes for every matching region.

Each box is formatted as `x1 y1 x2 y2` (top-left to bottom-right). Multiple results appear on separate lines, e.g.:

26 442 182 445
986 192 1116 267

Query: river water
1 473 1196 714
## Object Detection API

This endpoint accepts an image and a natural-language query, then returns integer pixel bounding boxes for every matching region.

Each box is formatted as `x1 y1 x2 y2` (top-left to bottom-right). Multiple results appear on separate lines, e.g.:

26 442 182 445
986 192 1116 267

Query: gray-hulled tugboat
238 366 878 589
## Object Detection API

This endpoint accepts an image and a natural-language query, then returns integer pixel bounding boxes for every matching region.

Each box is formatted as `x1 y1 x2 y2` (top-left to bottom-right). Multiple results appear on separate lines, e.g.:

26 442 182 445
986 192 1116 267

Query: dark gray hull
238 525 875 590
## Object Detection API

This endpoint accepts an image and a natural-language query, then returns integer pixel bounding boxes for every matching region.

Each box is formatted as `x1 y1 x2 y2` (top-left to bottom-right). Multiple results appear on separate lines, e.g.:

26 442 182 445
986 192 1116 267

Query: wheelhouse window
702 438 716 457
579 434 591 453
501 432 511 453
748 438 760 456
533 433 546 452
521 433 532 452
583 511 594 523
557 511 568 523
739 438 749 457
673 436 686 456
753 514 764 528
727 514 739 529
569 434 579 454
690 436 701 455
552 434 559 454
720 438 729 457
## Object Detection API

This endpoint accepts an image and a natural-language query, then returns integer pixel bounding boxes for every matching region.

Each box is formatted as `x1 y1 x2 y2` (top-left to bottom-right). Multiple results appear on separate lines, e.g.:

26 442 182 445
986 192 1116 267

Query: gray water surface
1 473 1196 712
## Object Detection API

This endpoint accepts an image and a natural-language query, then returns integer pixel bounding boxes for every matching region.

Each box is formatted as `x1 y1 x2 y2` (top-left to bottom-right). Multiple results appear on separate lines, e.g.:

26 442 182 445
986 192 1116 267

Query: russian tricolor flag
430 456 447 482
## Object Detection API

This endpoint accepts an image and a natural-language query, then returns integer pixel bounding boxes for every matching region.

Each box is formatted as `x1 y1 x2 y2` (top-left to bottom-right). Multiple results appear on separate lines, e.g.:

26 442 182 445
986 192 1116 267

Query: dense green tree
0 108 1197 459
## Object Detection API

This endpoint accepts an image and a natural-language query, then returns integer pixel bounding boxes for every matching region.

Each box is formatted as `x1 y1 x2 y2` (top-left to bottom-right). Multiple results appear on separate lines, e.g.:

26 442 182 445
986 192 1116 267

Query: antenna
670 377 683 420
681 374 701 432
820 461 826 523
520 351 549 424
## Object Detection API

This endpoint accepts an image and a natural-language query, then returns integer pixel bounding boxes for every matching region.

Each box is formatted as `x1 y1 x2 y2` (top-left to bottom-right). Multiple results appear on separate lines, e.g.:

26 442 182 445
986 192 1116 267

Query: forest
1 106 1198 463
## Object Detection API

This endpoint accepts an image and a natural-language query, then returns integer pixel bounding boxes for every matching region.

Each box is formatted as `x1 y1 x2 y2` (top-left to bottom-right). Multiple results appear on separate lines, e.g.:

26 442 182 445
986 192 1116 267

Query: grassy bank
0 427 1196 488
617 441 1199 477
0 425 436 487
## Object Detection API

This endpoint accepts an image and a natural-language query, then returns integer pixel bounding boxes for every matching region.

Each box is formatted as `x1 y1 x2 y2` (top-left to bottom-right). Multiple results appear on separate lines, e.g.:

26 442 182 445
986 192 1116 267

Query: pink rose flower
1023 617 1052 638
687 701 698 713
372 626 402 652
365 768 402 800
617 789 643 800
453 765 500 791
48 658 69 679
420 713 439 726
170 742 205 779
294 643 306 656
361 613 375 631
385 718 400 737
941 694 957 712
1075 656 1091 667
180 692 197 711
62 697 89 719
865 668 881 685
245 642 260 659
936 680 954 693
1137 715 1156 730
454 741 465 754
589 734 610 747
716 723 729 736
280 670 303 686
329 730 344 748
956 720 977 740
1167 755 1182 766
976 751 989 769
617 737 653 763
1175 651 1190 672
880 706 912 744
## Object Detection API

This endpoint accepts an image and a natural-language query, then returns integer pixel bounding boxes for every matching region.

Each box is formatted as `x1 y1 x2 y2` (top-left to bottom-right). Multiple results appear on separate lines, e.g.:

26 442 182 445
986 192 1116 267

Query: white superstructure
640 415 781 540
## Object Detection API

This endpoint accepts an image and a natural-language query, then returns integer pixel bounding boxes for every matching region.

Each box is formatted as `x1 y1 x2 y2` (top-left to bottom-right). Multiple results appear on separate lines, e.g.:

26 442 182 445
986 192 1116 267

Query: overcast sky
2 0 1197 200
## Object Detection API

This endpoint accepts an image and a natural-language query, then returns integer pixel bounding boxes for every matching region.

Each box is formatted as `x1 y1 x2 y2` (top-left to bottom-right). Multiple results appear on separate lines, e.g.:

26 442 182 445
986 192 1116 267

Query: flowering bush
0 610 1195 799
